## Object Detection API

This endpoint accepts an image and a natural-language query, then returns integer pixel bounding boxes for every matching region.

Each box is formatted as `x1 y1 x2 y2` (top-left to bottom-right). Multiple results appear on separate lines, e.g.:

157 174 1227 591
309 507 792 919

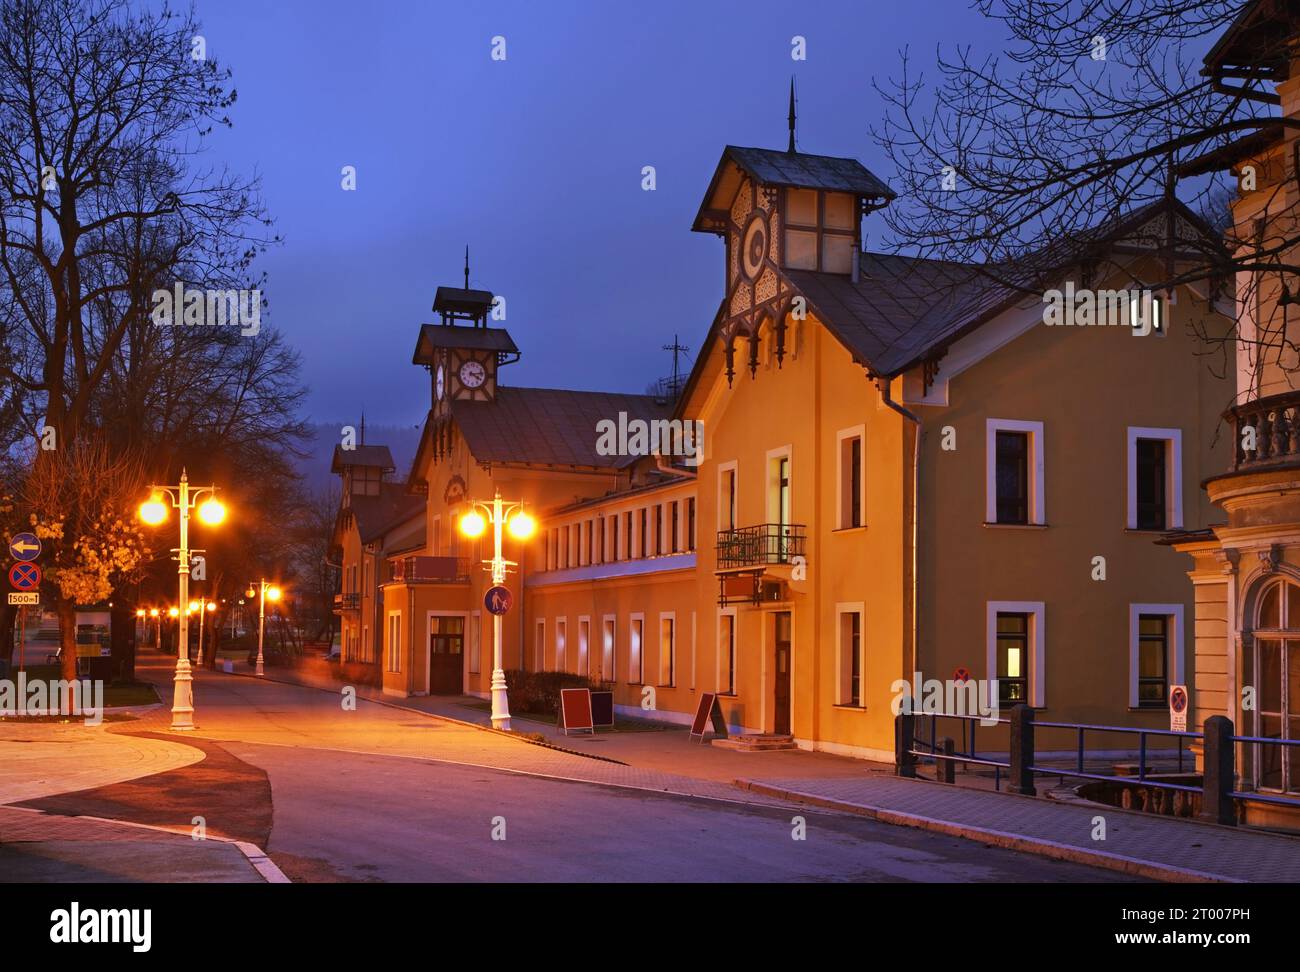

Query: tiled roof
351 482 426 544
331 444 395 474
451 386 674 469
413 324 518 365
725 146 895 199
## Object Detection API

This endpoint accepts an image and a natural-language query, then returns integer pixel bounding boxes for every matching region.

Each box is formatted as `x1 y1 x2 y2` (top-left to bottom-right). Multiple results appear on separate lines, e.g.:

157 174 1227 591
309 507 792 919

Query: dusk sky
198 0 1006 426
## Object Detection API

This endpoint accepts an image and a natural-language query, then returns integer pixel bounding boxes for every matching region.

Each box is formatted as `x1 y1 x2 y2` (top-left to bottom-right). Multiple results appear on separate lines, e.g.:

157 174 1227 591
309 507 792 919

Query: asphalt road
228 742 1134 883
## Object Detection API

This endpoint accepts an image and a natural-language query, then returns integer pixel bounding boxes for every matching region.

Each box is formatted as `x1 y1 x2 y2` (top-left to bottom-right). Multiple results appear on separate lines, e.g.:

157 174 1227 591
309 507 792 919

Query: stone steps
711 733 798 752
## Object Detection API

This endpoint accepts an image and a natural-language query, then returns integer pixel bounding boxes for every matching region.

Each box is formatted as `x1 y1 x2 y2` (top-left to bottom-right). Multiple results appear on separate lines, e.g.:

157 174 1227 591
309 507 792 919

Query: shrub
504 669 600 716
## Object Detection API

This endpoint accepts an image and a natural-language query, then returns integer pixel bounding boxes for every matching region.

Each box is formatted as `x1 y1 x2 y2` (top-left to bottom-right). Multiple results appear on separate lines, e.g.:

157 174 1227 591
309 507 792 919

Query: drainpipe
873 372 921 684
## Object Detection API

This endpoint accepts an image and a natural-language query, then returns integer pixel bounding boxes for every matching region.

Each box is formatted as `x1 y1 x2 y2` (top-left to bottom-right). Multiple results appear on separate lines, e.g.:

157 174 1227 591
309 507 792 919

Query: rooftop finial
464 245 470 290
787 77 797 153
360 411 365 445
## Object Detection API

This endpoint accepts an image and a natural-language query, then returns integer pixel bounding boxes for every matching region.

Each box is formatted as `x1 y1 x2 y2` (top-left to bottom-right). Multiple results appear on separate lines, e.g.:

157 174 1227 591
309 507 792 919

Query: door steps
711 733 798 752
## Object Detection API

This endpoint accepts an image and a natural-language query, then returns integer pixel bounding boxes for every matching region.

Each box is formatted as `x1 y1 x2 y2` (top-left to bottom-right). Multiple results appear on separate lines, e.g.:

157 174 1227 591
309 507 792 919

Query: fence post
1009 705 1036 796
940 737 956 784
1199 715 1236 826
895 711 917 778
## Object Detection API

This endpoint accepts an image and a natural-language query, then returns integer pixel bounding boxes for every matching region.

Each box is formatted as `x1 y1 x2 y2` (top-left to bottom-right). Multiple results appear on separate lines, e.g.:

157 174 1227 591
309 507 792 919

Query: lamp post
190 598 217 667
458 490 537 731
139 470 227 730
246 580 281 676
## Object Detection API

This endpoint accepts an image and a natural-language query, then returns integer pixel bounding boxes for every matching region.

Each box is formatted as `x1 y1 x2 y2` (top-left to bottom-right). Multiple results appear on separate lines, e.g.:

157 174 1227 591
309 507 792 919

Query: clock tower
412 257 519 416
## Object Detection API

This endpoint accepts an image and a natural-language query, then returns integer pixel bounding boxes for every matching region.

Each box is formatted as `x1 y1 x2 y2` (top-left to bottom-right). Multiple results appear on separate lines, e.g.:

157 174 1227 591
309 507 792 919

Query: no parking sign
1169 684 1188 732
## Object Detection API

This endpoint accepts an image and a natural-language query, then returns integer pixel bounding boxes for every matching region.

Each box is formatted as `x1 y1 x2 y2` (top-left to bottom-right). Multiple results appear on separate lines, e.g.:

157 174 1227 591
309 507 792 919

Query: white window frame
1126 427 1183 530
658 611 676 687
534 618 545 671
601 614 617 682
836 425 867 530
468 609 481 674
986 600 1045 708
577 615 591 679
835 602 866 707
555 617 568 673
717 461 738 532
985 419 1045 525
385 612 401 674
766 445 793 525
629 613 645 684
1128 603 1184 709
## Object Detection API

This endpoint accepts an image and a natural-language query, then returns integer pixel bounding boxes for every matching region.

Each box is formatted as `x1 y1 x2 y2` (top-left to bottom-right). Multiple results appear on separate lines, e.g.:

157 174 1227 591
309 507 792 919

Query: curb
2 804 291 884
733 779 1241 884
211 664 631 766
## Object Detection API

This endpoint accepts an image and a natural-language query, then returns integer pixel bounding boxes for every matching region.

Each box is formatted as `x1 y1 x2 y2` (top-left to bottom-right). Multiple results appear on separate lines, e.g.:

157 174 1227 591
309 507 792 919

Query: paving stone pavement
737 775 1300 882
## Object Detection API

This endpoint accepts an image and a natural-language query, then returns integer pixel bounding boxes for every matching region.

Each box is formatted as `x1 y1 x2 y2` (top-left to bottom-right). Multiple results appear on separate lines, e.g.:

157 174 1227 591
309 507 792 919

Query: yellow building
339 136 1233 762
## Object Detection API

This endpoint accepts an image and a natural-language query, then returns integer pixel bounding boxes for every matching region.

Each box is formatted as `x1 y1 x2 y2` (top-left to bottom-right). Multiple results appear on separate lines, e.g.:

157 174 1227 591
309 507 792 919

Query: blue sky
197 0 1005 425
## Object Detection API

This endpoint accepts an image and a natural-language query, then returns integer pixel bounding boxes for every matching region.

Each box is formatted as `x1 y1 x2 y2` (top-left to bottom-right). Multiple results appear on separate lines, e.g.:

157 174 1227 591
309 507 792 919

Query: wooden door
774 612 792 735
429 616 465 694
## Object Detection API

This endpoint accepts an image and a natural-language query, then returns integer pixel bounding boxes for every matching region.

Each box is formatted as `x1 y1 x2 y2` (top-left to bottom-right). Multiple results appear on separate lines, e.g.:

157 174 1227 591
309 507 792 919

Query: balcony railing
1226 390 1300 471
391 555 473 584
716 523 807 569
333 592 360 612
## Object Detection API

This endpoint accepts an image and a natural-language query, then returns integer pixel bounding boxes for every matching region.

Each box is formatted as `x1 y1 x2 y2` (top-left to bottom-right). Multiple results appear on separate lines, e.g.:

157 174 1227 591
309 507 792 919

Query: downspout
873 372 921 685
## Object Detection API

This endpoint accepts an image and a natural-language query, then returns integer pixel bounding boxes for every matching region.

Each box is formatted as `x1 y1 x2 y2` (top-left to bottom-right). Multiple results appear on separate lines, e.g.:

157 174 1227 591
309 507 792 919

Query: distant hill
297 421 424 496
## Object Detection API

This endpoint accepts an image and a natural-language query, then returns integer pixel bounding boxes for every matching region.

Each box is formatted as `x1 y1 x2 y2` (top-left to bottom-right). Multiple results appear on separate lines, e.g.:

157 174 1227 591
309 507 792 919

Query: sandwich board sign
690 692 728 742
558 687 595 735
1169 685 1189 733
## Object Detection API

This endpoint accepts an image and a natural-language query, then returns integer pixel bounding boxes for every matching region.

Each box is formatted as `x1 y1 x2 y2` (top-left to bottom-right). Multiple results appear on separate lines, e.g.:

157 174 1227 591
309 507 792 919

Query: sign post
1169 684 1189 733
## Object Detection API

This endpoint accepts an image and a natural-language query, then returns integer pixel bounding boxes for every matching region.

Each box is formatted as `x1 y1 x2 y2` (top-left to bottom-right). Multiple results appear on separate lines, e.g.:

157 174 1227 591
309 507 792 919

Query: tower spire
787 77 797 153
464 245 470 289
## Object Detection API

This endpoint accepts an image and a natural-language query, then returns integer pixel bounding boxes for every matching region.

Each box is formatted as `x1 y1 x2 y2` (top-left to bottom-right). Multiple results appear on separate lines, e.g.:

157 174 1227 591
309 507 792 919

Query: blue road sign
10 562 41 590
484 585 513 616
9 532 41 562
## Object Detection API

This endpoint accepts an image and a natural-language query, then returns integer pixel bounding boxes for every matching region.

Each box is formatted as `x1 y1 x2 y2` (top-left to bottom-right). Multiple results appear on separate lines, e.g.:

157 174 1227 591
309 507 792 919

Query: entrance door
429 615 465 694
774 612 792 735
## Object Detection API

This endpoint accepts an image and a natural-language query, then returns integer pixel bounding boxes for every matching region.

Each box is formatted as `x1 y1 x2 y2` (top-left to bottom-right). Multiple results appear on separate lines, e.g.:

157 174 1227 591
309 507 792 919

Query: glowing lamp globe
266 586 282 602
150 608 160 618
197 498 227 526
139 496 168 525
459 510 487 538
507 511 537 540
168 607 179 618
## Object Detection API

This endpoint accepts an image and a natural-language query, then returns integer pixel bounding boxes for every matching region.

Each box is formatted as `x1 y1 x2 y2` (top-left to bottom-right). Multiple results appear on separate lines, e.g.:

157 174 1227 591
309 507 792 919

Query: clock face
435 364 445 400
459 359 486 389
741 214 768 281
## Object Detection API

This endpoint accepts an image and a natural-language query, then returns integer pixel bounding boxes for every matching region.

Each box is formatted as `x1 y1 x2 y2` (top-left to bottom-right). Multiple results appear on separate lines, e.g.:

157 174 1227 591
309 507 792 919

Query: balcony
715 523 807 570
333 592 360 613
391 555 473 584
1226 390 1300 472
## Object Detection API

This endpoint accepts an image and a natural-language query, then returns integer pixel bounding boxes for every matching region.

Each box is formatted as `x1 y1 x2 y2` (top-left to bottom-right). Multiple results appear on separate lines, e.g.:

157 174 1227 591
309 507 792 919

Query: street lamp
138 470 227 731
246 580 282 676
190 598 217 667
458 489 537 731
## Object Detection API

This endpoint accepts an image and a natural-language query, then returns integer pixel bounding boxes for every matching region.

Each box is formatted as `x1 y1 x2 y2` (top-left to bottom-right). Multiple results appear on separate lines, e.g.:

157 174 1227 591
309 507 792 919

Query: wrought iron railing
391 555 473 583
715 523 806 569
332 592 360 611
1226 390 1300 471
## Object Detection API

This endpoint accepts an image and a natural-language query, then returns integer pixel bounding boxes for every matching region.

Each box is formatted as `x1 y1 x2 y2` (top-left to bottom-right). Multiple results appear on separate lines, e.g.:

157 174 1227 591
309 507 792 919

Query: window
601 617 616 682
468 611 481 674
838 429 864 529
555 619 568 673
1246 579 1300 793
625 511 633 558
671 502 680 553
629 616 644 683
837 607 863 706
995 613 1028 707
1127 428 1182 530
577 618 590 677
534 619 545 671
386 614 401 673
1129 292 1164 335
783 188 856 274
687 497 697 551
611 515 619 561
719 464 737 531
639 508 647 558
659 614 675 686
987 601 1045 709
587 520 595 565
598 519 606 563
655 505 664 556
768 451 792 526
561 527 569 568
986 419 1044 525
1137 615 1168 707
719 611 736 695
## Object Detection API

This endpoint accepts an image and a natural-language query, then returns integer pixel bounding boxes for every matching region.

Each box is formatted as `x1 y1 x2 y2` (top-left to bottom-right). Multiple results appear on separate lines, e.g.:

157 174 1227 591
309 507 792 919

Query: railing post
1199 715 1236 826
940 737 955 784
1009 704 1036 796
895 711 917 778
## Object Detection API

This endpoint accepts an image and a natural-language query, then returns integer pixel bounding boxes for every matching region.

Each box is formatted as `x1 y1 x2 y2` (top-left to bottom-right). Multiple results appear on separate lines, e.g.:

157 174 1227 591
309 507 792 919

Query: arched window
1248 578 1300 793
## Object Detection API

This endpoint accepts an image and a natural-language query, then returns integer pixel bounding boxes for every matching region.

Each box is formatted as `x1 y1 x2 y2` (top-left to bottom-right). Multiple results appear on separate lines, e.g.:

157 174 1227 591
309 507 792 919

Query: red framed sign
558 688 595 735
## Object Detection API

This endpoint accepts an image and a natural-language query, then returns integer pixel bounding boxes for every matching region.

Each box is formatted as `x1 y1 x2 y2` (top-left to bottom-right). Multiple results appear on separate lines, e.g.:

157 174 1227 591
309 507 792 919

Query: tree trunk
57 598 77 709
0 602 16 671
